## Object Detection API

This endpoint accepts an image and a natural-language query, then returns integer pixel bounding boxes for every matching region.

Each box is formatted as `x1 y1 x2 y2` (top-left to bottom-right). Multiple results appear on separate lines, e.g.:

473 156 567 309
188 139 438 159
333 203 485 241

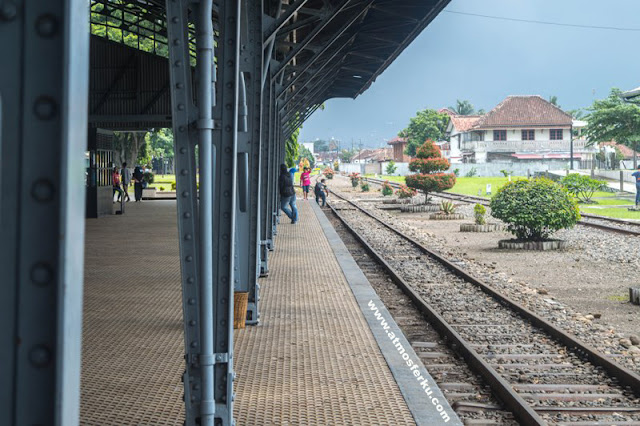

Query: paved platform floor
80 199 415 425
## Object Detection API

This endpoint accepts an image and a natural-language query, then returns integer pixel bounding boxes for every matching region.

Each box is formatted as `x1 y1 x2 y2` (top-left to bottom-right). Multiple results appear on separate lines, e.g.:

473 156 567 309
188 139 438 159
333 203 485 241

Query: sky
298 0 640 149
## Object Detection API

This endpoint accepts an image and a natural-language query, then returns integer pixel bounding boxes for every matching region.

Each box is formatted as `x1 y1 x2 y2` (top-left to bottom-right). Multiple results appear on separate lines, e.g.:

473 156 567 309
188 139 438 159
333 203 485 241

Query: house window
493 130 506 141
550 129 564 140
522 129 535 140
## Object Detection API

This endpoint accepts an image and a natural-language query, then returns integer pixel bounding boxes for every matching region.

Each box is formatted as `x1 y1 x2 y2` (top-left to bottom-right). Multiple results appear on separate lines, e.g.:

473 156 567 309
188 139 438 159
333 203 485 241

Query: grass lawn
583 197 634 206
363 174 406 183
580 207 640 220
446 176 527 197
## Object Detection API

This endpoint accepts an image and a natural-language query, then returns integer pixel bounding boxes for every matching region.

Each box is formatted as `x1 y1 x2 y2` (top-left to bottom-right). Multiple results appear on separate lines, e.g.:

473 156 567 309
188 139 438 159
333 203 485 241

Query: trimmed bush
474 203 486 225
396 184 417 199
361 181 370 192
406 140 455 203
490 178 580 241
560 173 606 203
385 161 397 175
381 181 394 196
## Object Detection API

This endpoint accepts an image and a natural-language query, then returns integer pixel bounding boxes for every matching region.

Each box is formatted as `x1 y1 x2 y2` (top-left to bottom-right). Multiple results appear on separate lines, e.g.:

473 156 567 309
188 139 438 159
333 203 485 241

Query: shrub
490 178 580 241
453 168 460 177
143 171 154 184
406 140 456 203
349 172 360 187
171 182 177 191
440 200 456 215
323 167 334 179
381 181 394 196
560 173 606 203
500 169 513 177
361 181 370 192
465 167 477 177
385 161 397 175
396 184 417 199
474 204 486 225
333 160 339 171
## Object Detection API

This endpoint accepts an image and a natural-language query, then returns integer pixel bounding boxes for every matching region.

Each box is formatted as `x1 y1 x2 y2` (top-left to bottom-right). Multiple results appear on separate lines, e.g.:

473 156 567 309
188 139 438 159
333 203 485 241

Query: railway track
364 177 640 236
325 190 640 425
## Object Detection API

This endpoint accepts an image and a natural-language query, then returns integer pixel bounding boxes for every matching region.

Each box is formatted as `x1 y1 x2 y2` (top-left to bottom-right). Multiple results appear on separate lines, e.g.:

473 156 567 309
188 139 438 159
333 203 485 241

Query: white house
444 96 595 164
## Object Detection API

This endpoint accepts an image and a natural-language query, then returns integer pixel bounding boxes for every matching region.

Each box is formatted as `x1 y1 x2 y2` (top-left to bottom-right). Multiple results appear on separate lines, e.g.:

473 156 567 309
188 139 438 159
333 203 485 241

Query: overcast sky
298 0 640 148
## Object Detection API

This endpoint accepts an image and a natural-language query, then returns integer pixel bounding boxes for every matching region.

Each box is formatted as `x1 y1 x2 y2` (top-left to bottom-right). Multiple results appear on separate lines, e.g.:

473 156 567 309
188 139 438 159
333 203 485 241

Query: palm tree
449 99 475 115
549 95 560 108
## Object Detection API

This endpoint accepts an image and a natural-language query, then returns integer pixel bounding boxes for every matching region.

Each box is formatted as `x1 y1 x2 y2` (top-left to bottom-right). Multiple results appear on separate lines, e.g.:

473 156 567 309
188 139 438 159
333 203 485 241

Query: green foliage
298 144 315 169
490 178 580 241
349 172 360 187
333 160 339 171
453 168 460 177
143 171 154 184
585 88 640 148
499 169 513 177
560 173 606 203
360 181 370 192
449 99 476 115
396 184 417 199
137 138 152 166
286 126 301 168
549 95 560 107
339 149 355 163
314 139 329 152
147 128 174 160
440 200 456 214
465 167 478 177
385 161 397 175
381 181 394 196
406 140 455 201
474 204 486 225
400 109 450 157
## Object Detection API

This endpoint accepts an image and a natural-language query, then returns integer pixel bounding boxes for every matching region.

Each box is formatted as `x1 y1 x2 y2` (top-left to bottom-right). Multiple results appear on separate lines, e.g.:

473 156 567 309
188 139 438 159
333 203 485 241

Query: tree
405 140 456 203
400 109 450 157
568 108 586 119
285 126 301 167
338 149 354 163
560 174 606 203
549 95 560 107
385 160 397 175
313 139 329 152
449 99 475 115
298 144 315 169
112 131 148 167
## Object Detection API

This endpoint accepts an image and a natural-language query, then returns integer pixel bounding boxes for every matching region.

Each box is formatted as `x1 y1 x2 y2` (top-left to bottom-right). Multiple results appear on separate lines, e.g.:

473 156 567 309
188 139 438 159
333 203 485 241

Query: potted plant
460 203 503 232
323 167 335 179
381 180 394 196
349 172 360 188
360 180 370 192
430 200 465 220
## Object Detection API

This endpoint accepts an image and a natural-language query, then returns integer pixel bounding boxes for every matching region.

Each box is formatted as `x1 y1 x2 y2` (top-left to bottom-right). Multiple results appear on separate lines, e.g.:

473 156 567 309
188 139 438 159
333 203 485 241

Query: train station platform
80 199 457 425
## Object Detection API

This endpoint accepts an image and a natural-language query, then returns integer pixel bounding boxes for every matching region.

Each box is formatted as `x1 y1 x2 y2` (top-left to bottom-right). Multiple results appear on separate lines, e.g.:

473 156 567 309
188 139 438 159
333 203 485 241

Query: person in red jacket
112 167 123 203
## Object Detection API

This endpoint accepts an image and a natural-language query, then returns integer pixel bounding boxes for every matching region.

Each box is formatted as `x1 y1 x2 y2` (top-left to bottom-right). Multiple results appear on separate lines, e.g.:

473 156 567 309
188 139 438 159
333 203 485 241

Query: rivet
222 276 228 283
0 2 17 21
226 83 232 89
30 263 53 286
35 14 58 38
184 234 192 240
224 169 230 175
185 255 193 262
33 96 57 120
183 212 191 218
181 169 188 175
31 179 55 202
182 191 189 197
189 320 196 326
220 319 226 326
223 213 230 219
172 17 179 24
222 255 229 261
179 126 186 132
222 234 228 240
223 191 230 197
187 276 194 284
176 82 184 89
29 345 51 367
191 341 198 348
174 60 182 67
188 298 195 305
173 38 180 46
216 354 222 361
225 147 231 154
221 298 227 304
178 104 185 110
225 126 231 132
193 384 200 390
180 147 187 154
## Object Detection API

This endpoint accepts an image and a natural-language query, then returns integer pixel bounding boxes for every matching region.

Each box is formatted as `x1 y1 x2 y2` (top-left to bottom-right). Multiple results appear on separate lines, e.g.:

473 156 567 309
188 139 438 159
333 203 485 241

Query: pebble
631 335 640 346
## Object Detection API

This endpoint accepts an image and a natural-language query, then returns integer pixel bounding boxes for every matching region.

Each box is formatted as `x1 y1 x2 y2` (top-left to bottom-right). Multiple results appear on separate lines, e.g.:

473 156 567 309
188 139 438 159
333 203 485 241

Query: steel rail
328 189 640 398
364 176 640 236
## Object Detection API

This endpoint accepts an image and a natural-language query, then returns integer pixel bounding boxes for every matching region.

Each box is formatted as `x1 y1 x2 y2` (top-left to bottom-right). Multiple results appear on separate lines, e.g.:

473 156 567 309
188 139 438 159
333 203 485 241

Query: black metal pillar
0 0 89 424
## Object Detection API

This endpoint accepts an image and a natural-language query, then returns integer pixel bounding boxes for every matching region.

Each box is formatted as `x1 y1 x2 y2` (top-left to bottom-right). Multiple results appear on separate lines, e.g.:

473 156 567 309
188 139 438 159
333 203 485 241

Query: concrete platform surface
80 199 426 425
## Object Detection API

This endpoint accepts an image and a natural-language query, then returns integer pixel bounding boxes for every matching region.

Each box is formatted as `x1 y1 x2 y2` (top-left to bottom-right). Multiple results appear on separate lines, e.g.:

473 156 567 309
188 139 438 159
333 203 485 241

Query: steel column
165 0 203 423
0 0 89 424
210 0 241 423
235 0 263 325
259 66 273 275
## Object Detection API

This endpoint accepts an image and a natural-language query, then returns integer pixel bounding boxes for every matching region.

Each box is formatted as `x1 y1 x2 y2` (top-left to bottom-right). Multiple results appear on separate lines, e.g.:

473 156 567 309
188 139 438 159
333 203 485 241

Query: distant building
444 96 596 164
350 147 393 164
387 137 410 162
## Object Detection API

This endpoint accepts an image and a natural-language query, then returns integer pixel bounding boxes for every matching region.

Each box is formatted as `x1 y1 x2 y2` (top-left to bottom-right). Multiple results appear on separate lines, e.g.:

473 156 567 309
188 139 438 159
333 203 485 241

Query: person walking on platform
112 167 123 203
314 178 329 207
133 165 144 202
120 162 132 202
279 163 298 224
300 167 311 200
633 166 640 207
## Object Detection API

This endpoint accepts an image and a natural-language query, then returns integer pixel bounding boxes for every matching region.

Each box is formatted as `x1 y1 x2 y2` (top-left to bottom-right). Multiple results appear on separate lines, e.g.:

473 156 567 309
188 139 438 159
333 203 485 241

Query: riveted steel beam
165 0 203 423
263 0 309 43
0 0 89 424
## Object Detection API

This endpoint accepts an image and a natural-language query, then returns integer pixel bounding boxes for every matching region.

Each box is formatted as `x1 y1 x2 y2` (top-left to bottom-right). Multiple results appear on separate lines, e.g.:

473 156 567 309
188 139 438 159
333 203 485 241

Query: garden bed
498 239 567 251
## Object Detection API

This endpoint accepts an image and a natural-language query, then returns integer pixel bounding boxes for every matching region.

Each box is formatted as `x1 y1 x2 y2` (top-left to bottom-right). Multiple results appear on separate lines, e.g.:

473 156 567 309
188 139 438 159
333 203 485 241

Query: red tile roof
475 95 572 129
600 141 635 159
450 115 482 132
387 136 407 145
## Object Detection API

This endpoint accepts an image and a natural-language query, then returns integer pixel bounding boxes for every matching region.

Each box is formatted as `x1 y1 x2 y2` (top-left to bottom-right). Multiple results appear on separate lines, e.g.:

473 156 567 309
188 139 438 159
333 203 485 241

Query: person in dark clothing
133 165 144 202
278 163 298 223
314 178 329 206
